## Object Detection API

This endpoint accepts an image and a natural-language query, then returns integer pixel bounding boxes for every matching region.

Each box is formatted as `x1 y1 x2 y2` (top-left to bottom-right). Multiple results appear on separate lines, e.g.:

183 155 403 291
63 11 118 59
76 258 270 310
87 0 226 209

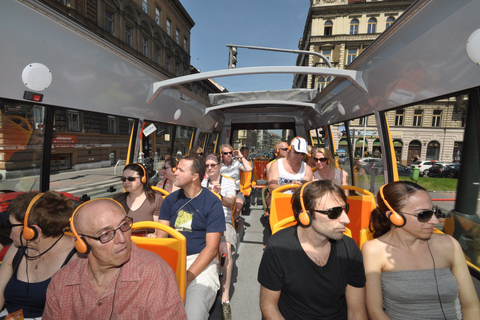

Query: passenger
43 198 186 319
312 147 349 195
158 155 225 320
240 146 253 167
0 191 78 319
219 144 252 221
157 157 180 193
267 137 313 194
265 141 289 177
113 163 163 233
362 181 480 320
258 180 367 319
188 146 204 158
201 154 237 319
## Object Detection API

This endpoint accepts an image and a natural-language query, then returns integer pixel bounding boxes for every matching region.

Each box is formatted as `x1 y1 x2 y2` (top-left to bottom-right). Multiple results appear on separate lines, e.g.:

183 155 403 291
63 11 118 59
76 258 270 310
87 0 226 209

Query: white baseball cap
290 137 308 154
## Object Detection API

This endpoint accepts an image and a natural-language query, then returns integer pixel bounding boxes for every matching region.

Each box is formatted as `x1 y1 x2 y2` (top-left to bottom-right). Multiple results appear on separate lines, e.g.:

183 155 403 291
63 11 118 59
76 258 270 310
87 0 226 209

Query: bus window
172 125 195 157
230 128 294 160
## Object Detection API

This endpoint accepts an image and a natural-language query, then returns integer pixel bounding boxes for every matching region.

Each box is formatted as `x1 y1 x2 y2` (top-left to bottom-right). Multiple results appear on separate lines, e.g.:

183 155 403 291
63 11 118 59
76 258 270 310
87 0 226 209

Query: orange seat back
342 186 376 246
269 184 299 233
240 171 253 197
252 157 270 188
152 186 170 198
131 222 186 301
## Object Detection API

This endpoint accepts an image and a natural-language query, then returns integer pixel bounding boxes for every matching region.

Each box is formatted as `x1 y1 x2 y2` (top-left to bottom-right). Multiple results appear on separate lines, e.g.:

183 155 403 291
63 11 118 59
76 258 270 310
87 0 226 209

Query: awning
373 139 381 146
355 139 367 146
338 139 348 145
393 139 403 147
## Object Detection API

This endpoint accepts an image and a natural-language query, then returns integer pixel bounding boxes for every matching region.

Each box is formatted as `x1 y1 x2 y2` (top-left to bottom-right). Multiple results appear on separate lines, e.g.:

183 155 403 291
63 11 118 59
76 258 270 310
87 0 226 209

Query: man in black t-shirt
258 180 367 320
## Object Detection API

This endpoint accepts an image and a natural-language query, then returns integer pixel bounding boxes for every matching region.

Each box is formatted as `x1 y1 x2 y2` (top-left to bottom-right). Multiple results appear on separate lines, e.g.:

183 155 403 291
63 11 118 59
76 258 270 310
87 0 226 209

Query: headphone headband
23 193 45 241
298 181 314 227
379 184 406 227
132 163 147 183
70 198 126 254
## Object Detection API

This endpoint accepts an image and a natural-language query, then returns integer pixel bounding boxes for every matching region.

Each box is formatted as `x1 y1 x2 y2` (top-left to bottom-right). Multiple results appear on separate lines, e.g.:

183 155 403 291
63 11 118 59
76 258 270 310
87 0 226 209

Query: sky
180 0 310 92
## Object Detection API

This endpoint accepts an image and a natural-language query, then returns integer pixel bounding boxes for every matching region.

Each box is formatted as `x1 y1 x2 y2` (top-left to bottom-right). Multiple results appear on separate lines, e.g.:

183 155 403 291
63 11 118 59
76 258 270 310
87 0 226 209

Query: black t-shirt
258 226 366 320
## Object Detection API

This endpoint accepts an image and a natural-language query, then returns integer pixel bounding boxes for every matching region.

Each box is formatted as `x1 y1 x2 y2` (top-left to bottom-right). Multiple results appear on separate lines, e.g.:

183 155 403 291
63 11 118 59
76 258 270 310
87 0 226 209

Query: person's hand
147 233 157 238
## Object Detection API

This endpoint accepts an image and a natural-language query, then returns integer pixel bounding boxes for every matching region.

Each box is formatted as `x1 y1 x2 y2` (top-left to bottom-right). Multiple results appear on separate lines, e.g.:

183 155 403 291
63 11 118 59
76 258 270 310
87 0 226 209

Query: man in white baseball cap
267 136 313 194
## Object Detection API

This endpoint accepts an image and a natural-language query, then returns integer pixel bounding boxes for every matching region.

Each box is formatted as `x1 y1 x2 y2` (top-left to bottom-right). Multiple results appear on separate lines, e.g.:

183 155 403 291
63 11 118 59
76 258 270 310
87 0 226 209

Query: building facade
296 0 465 165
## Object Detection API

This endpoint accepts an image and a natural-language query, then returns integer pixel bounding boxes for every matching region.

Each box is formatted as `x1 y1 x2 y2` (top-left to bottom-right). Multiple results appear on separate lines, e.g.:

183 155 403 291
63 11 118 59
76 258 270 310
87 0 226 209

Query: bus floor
209 206 266 319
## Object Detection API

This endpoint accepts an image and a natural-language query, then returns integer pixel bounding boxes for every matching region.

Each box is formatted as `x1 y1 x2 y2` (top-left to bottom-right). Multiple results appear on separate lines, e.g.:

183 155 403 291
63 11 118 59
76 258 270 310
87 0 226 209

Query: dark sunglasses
161 166 171 170
223 151 233 155
312 203 349 219
206 163 218 168
402 207 438 222
4 220 23 233
313 157 328 162
197 152 204 156
120 176 140 182
279 148 288 151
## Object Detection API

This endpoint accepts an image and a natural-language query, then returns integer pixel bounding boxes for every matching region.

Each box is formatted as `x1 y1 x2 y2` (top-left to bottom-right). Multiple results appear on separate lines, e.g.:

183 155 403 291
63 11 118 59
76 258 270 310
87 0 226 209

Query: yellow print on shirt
175 210 193 232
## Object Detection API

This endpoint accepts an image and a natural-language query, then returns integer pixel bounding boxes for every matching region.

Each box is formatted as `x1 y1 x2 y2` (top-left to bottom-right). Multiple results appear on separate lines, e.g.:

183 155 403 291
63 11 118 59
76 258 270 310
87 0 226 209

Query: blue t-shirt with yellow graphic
159 188 225 255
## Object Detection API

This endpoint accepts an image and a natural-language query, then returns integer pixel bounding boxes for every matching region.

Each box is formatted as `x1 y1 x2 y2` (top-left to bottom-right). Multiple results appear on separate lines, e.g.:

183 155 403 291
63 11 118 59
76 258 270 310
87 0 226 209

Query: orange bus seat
152 186 170 198
240 171 253 197
269 184 300 233
342 186 376 246
131 221 186 301
252 157 270 188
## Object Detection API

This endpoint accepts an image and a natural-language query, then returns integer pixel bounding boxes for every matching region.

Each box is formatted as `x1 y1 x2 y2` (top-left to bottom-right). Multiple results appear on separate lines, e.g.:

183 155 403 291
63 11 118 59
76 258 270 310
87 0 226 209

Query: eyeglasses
120 176 140 182
161 166 171 170
313 157 328 163
4 220 23 233
223 151 233 155
197 152 203 156
206 163 218 168
80 217 133 244
279 148 288 151
401 207 438 223
312 203 349 220
293 150 305 155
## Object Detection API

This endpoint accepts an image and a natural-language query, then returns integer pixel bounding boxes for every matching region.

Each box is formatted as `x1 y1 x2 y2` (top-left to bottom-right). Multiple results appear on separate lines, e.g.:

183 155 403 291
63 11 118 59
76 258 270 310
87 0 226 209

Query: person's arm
345 285 368 320
303 165 313 182
448 236 480 319
186 232 221 287
156 219 171 238
361 241 391 320
260 286 285 320
236 150 252 172
267 161 281 193
221 195 235 210
0 245 17 308
341 170 350 196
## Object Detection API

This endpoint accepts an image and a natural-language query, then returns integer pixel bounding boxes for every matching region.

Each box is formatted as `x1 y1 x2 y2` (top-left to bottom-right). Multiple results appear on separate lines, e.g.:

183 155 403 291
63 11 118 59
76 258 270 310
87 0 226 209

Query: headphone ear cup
75 236 91 254
172 167 177 173
141 176 147 183
298 211 312 227
22 226 38 241
388 211 406 227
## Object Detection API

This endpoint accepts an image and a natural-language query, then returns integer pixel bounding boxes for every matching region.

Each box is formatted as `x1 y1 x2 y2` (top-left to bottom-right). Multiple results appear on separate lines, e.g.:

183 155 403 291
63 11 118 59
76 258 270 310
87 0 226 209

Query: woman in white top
312 148 349 191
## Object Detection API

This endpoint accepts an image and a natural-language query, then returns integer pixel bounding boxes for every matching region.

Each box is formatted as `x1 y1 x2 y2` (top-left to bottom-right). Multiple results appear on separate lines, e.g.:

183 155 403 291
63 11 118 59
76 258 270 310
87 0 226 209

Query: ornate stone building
296 0 465 165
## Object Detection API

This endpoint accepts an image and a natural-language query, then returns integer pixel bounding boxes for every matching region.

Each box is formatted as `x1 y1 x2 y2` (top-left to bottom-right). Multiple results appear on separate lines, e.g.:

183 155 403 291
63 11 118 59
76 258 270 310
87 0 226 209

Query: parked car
354 157 382 172
411 160 440 176
371 162 413 177
427 163 460 178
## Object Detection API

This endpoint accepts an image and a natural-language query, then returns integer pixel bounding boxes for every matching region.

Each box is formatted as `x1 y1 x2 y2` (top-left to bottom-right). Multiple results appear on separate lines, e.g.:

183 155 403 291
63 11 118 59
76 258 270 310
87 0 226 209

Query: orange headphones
274 142 284 157
22 193 45 241
172 158 178 173
287 136 304 151
134 163 147 183
298 181 314 227
69 198 126 254
379 184 406 227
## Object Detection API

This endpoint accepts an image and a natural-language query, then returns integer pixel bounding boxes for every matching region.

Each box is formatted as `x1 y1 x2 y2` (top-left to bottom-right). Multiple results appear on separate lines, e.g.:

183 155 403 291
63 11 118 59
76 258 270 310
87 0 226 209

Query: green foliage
400 176 458 192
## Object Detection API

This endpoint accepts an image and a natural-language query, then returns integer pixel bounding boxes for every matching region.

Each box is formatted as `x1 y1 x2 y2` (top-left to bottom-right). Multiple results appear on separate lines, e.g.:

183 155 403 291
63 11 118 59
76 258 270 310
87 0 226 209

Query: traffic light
228 47 237 69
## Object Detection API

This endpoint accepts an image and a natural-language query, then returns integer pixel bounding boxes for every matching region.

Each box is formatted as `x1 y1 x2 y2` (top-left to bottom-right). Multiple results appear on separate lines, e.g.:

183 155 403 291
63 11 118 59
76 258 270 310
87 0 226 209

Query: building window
324 20 333 36
350 19 359 35
386 17 395 29
175 30 180 44
322 49 331 62
105 9 114 35
413 109 423 126
128 118 134 134
166 19 171 36
317 77 327 91
67 110 80 132
358 117 365 126
155 47 162 65
432 109 442 127
395 108 404 126
175 62 179 77
108 116 116 134
125 24 133 47
142 0 148 13
142 37 148 57
367 18 377 34
155 7 161 25
184 37 188 51
347 49 357 65
166 55 171 72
